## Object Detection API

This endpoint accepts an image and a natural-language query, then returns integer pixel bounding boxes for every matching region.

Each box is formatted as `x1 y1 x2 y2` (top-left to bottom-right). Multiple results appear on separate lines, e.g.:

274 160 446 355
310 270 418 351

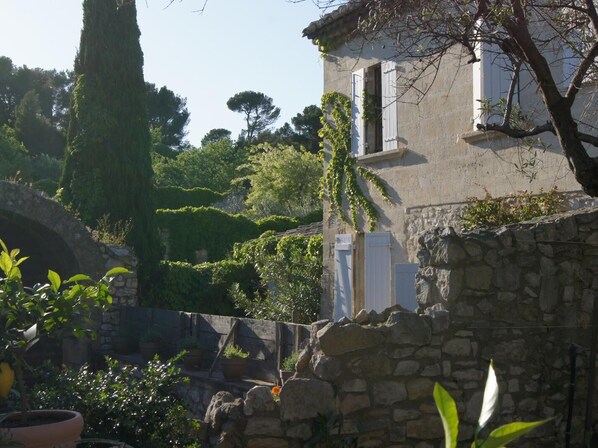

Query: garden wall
204 206 598 447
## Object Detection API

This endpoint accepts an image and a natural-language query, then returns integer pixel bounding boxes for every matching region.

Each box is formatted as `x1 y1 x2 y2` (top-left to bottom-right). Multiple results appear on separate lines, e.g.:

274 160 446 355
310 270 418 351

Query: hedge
154 186 225 210
144 259 258 314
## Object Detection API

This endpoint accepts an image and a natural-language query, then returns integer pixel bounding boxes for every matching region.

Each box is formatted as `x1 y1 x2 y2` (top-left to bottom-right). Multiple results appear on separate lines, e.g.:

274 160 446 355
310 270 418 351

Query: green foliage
238 143 322 219
60 0 162 282
256 215 300 234
281 352 298 371
0 239 123 413
434 361 551 448
146 82 190 150
153 138 248 193
223 344 249 359
320 92 390 232
0 125 31 181
157 206 260 263
227 91 280 143
154 186 225 210
460 188 563 230
201 128 232 147
230 234 323 324
145 259 256 315
31 357 200 447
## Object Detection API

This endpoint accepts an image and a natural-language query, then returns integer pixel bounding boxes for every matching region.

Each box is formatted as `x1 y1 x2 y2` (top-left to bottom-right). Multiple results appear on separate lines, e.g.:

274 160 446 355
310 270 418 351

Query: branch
502 59 522 127
477 121 555 138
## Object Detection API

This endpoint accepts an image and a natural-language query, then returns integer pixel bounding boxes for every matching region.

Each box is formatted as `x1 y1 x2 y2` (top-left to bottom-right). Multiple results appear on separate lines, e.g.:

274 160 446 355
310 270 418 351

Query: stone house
303 1 595 320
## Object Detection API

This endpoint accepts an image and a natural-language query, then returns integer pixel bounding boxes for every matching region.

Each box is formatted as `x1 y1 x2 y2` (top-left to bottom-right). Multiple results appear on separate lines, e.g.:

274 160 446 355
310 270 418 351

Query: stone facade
204 207 598 447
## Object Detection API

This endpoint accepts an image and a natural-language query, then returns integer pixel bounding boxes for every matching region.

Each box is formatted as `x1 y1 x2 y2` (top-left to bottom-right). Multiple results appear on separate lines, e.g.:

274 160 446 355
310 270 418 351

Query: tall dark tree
201 128 231 147
145 82 190 150
226 90 280 143
60 0 162 280
291 105 323 154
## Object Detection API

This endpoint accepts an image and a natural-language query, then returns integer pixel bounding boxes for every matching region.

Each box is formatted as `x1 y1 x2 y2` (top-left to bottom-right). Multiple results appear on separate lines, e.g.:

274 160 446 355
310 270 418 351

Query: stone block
244 386 276 416
406 378 434 400
342 379 368 393
465 266 493 290
442 338 472 357
393 408 421 422
247 438 288 448
372 381 407 405
340 393 371 415
405 416 444 439
387 312 432 346
280 379 335 421
539 276 560 312
286 423 312 440
394 360 420 376
311 352 342 381
317 323 385 356
245 418 284 437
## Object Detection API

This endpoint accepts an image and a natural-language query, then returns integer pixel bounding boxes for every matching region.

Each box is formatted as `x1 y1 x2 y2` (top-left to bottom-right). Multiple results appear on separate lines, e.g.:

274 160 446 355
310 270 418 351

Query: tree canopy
226 90 280 143
146 82 190 150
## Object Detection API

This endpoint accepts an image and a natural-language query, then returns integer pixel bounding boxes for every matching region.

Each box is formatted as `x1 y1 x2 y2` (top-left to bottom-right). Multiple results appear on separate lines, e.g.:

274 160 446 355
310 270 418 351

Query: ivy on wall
320 92 390 231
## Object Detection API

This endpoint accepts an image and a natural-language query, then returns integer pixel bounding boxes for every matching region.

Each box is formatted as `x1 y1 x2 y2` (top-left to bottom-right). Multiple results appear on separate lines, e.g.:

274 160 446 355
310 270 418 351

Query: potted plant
179 336 202 370
220 344 249 381
0 239 125 447
279 352 298 385
139 328 162 361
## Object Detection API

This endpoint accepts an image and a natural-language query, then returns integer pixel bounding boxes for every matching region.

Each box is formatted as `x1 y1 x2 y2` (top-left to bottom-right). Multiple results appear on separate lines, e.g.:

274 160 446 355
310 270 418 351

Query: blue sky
0 0 325 146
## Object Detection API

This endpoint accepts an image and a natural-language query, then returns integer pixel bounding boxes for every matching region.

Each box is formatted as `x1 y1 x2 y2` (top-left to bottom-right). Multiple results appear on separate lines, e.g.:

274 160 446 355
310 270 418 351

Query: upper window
351 61 399 156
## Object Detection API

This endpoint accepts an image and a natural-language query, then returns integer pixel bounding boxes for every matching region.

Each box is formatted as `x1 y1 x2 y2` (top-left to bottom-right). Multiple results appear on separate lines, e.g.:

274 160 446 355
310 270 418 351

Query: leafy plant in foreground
434 361 551 447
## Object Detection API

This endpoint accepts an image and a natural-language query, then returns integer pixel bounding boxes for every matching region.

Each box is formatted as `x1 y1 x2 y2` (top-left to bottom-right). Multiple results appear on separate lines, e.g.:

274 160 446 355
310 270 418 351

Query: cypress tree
60 0 162 285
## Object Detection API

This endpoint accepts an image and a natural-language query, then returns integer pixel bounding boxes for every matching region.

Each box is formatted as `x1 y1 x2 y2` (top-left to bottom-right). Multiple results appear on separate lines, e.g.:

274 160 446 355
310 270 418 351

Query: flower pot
221 358 247 381
139 341 161 361
0 410 83 448
183 348 203 370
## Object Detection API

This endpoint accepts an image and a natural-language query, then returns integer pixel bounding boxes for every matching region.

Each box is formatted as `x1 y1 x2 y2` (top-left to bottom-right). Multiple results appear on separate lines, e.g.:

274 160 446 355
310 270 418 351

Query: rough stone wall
204 206 598 447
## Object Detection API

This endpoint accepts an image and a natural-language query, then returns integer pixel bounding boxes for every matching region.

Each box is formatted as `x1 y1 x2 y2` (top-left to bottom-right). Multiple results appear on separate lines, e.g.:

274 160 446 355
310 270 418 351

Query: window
351 61 399 156
472 42 519 129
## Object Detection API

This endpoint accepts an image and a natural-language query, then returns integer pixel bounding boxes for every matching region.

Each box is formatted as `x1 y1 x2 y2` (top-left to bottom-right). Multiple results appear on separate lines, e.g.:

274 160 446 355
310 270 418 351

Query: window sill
357 148 407 163
460 130 509 144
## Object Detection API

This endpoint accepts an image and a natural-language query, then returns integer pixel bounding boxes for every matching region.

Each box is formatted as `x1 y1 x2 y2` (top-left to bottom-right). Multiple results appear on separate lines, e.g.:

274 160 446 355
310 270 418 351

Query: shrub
145 259 258 315
256 215 299 234
281 352 298 371
31 357 200 448
223 344 249 359
460 188 563 230
230 234 323 324
154 186 225 210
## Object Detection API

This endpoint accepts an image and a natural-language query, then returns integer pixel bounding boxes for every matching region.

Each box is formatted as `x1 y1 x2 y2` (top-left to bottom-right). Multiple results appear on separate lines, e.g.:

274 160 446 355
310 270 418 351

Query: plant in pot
220 344 249 381
139 329 162 361
179 337 202 370
279 352 298 385
0 239 125 447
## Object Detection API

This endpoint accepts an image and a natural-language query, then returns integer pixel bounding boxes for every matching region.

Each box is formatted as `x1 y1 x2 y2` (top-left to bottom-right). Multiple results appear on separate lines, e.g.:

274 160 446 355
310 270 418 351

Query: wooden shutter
381 61 398 151
395 263 418 311
364 232 391 312
351 69 366 156
334 234 353 321
473 42 514 128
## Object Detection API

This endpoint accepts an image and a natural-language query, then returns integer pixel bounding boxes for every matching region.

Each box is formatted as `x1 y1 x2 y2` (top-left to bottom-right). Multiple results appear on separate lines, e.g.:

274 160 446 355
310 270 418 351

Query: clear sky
0 0 325 147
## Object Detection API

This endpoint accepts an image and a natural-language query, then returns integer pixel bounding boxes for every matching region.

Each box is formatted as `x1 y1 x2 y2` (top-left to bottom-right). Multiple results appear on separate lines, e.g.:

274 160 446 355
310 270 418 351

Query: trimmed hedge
154 186 225 210
144 259 258 314
157 206 325 264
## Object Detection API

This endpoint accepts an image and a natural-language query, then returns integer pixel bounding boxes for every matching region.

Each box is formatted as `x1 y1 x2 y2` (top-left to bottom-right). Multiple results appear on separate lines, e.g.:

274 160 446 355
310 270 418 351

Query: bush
256 215 299 234
31 357 200 448
157 206 260 262
230 234 323 324
154 185 225 210
460 188 563 230
145 259 258 315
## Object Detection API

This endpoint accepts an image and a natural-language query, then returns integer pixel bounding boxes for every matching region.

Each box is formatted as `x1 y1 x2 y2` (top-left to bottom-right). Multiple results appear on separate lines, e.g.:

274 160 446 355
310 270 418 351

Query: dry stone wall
204 206 598 447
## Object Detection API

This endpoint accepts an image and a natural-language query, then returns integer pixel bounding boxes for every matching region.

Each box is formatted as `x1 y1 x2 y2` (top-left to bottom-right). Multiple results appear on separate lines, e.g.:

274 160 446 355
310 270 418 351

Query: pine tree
60 0 162 284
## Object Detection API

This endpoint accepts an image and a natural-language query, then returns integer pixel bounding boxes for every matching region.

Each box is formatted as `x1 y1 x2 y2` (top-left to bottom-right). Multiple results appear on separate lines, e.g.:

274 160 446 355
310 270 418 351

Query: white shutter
351 69 366 156
381 61 398 151
395 263 418 312
364 232 391 312
334 234 353 321
473 42 514 128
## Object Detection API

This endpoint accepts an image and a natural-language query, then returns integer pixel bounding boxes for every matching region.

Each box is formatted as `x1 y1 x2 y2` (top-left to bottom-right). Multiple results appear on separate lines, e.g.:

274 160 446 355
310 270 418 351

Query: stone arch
0 181 105 285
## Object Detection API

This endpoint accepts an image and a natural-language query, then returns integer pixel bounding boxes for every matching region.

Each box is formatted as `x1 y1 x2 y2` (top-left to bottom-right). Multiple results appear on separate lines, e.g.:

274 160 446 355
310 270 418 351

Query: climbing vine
319 92 391 231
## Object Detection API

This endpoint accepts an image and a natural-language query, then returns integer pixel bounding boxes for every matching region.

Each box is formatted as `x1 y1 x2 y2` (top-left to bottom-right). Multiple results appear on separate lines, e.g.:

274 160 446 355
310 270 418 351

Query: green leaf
477 360 499 435
482 419 552 448
434 383 459 448
47 270 61 292
105 267 129 277
66 274 92 283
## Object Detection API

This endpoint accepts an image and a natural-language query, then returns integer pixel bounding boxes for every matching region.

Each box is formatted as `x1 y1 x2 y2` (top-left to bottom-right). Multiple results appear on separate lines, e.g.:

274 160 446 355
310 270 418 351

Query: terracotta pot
139 341 161 361
221 358 247 381
183 349 203 370
0 410 83 448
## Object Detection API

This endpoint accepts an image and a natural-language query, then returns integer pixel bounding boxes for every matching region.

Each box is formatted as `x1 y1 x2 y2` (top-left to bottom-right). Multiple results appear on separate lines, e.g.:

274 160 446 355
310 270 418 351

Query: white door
334 234 353 321
364 232 391 312
395 263 418 311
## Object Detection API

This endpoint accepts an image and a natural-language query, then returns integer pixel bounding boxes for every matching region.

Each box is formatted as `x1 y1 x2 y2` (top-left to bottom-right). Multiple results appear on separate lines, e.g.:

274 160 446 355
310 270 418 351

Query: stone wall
204 206 598 447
